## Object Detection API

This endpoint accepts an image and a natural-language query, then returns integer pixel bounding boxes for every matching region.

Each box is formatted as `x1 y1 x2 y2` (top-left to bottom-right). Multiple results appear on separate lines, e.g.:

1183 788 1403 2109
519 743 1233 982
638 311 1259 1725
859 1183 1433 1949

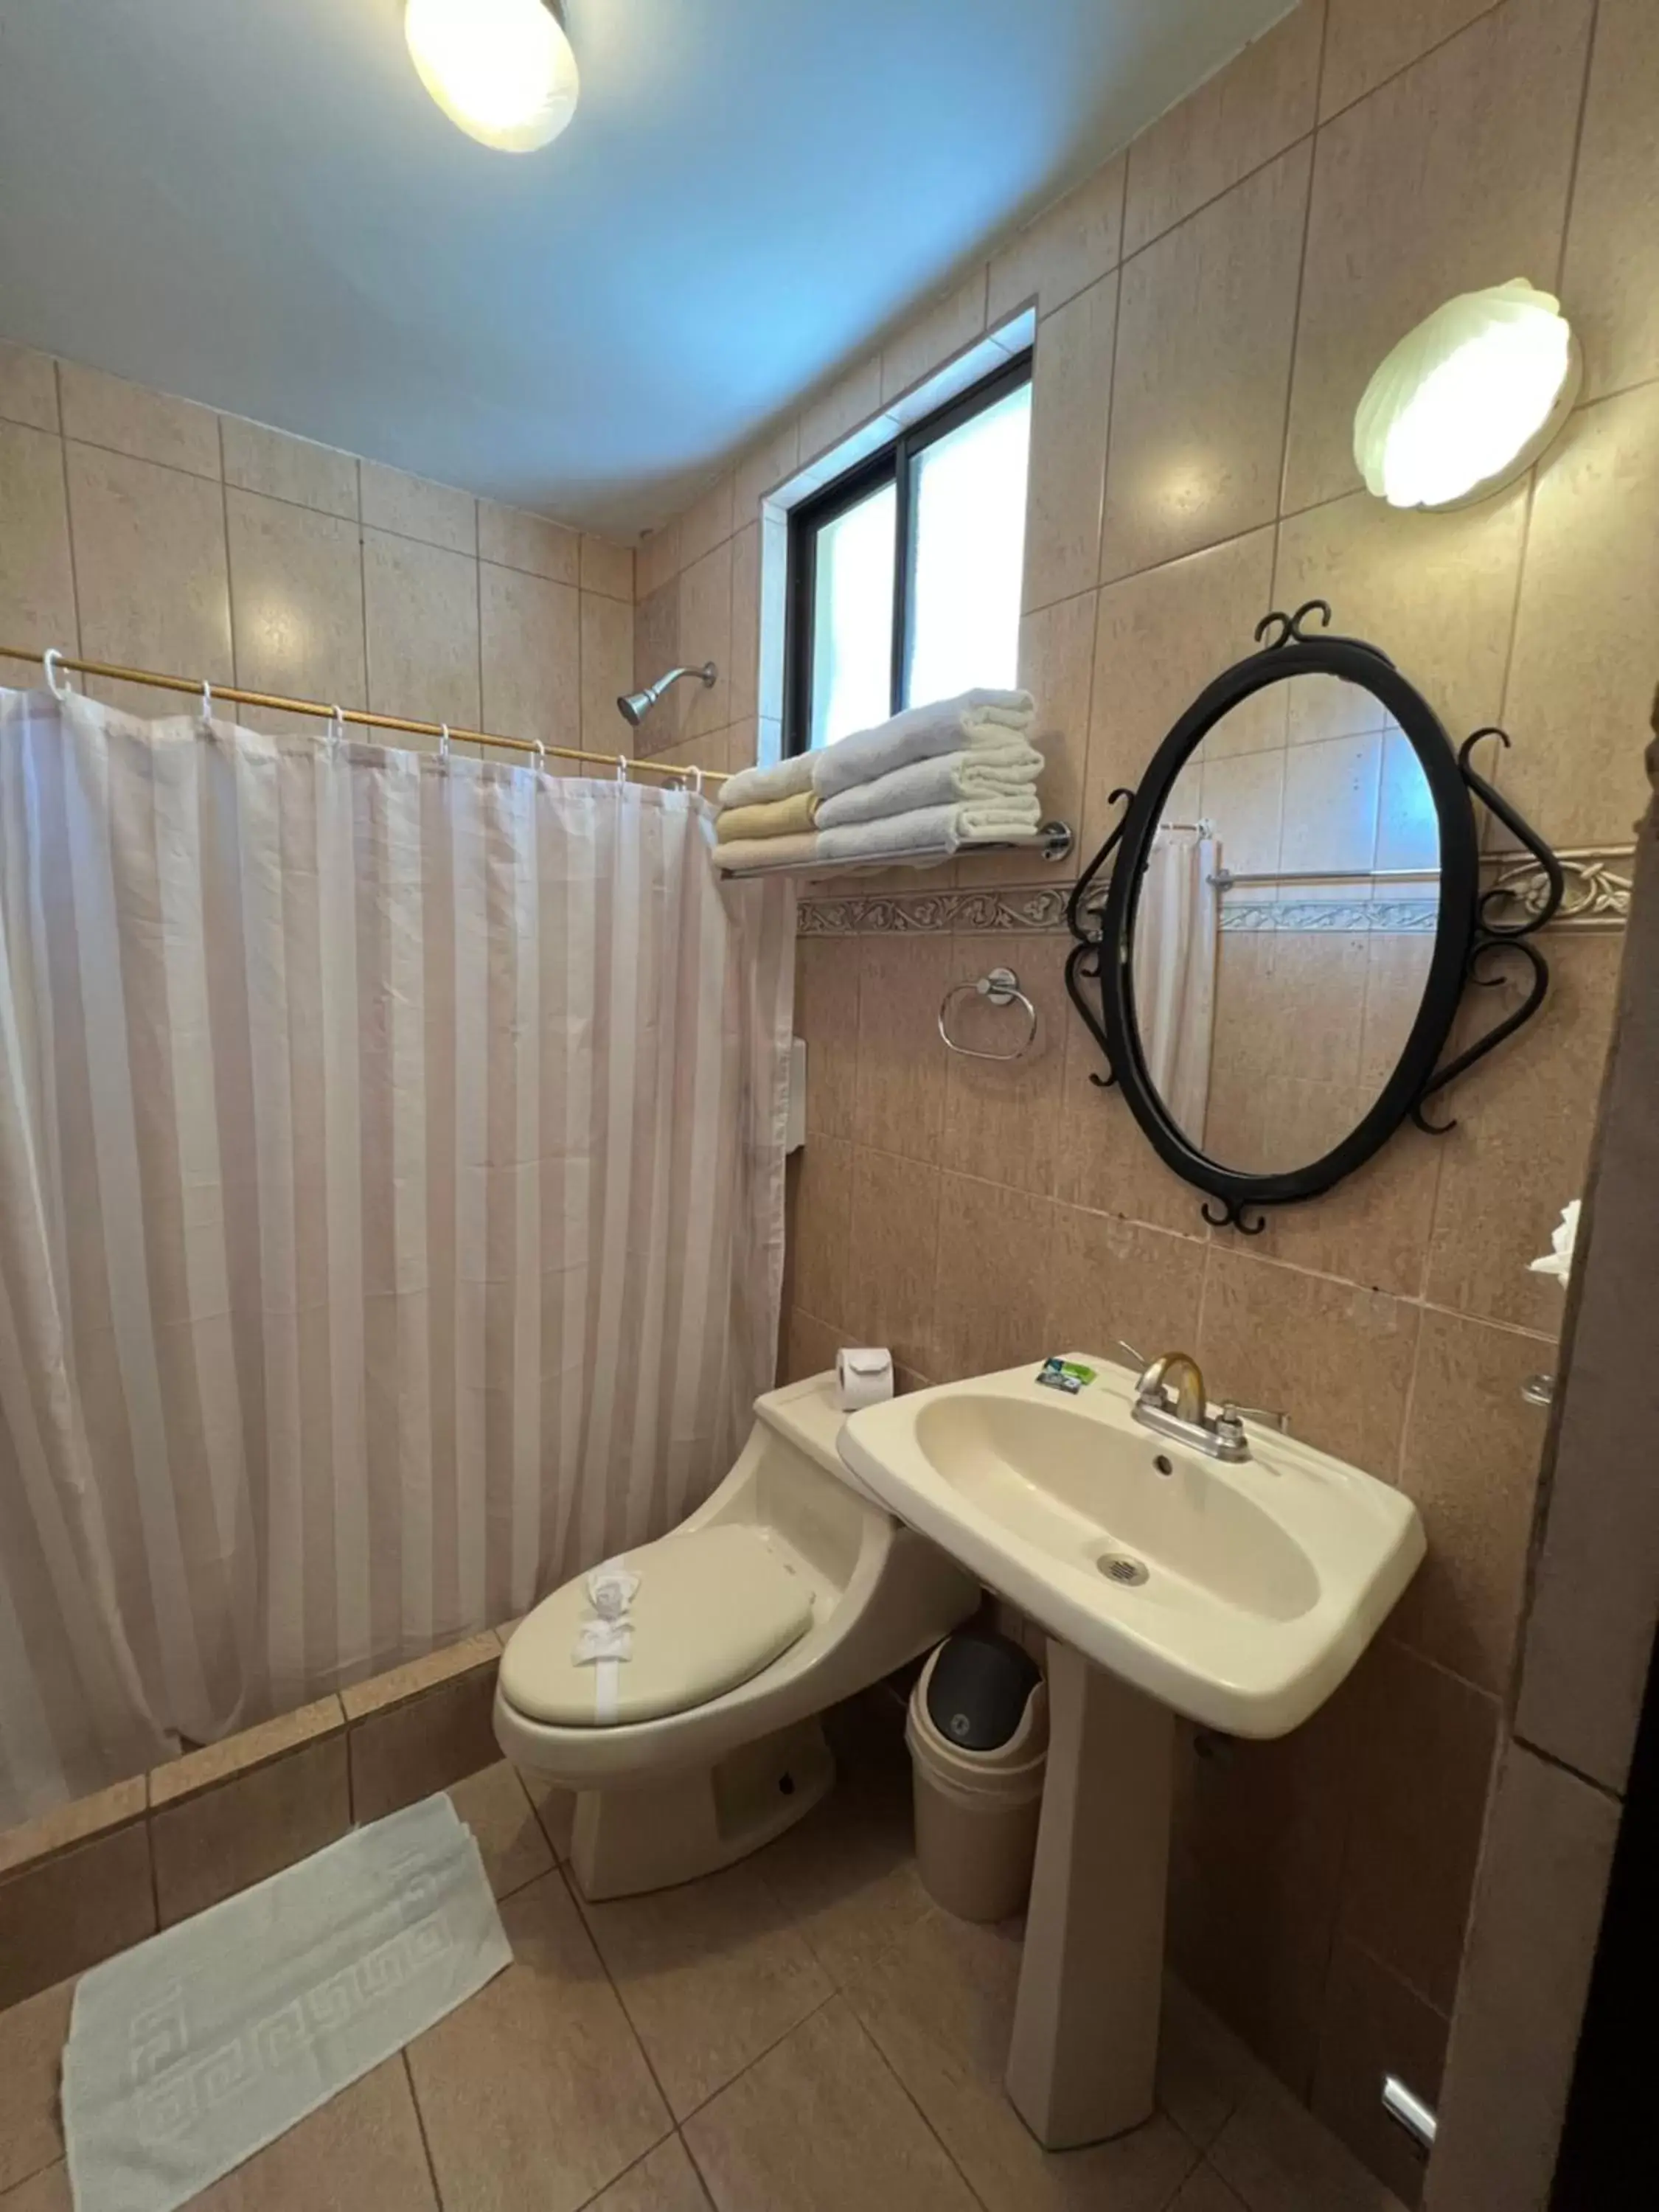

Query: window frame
782 347 1034 758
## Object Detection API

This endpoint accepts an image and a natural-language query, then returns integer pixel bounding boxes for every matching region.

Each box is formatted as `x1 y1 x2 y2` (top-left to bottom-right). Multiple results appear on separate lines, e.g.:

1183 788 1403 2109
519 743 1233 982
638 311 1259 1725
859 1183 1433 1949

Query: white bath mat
61 1792 512 2212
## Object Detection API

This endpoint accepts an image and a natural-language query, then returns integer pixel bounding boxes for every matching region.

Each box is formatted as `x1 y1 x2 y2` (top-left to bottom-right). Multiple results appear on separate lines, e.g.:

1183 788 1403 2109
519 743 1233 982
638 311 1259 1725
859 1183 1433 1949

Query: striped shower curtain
0 687 794 1824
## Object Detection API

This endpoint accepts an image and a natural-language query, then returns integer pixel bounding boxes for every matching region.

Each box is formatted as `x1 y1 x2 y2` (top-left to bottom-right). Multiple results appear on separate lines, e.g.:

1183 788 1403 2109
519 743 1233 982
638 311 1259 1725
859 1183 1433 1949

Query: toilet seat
498 1523 814 1728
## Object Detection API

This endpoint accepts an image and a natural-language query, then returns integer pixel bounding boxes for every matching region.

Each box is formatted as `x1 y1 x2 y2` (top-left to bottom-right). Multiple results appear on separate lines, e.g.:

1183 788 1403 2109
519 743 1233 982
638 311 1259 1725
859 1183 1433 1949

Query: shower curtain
0 686 794 1824
1130 825 1219 1139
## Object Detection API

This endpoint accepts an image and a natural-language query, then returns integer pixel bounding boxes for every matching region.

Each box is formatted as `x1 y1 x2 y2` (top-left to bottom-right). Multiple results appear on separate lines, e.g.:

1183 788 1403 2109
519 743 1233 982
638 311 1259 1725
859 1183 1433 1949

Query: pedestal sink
838 1354 1424 2150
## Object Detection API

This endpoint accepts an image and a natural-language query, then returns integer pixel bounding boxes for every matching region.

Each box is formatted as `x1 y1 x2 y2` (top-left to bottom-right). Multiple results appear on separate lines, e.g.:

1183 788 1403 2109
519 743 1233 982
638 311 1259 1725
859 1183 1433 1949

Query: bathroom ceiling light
1354 279 1580 511
404 0 579 153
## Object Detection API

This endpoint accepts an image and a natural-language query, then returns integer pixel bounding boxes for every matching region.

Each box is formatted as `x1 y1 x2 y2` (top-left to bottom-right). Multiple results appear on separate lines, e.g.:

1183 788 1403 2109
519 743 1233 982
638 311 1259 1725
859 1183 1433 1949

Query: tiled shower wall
0 349 636 761
641 0 1658 2197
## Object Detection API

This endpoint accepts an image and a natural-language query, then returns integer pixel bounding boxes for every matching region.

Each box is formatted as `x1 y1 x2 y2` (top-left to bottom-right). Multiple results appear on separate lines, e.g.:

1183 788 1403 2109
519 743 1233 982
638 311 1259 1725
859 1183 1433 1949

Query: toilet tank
742 1371 895 1586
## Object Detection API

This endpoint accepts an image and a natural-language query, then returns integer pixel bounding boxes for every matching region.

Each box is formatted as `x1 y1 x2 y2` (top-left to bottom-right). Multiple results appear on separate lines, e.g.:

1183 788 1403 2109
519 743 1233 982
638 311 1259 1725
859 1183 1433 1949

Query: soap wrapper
836 1347 894 1412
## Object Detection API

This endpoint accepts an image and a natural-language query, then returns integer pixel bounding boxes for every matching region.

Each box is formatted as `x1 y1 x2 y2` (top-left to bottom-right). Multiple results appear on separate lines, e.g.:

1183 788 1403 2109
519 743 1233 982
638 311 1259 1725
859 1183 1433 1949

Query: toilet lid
498 1524 814 1728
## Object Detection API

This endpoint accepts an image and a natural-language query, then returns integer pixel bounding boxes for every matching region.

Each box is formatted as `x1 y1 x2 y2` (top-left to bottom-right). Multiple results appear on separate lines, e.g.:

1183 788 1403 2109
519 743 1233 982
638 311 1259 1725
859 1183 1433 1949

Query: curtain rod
0 644 730 787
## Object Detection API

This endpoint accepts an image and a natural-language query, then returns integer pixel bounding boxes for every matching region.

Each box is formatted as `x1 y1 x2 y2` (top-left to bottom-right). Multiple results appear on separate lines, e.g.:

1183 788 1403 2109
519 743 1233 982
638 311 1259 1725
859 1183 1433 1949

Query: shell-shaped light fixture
405 0 579 153
1353 279 1580 511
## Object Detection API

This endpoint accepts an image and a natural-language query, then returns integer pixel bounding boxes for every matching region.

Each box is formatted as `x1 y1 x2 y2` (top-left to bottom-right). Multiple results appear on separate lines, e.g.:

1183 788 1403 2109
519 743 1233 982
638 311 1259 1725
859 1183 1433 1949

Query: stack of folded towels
711 687 1042 872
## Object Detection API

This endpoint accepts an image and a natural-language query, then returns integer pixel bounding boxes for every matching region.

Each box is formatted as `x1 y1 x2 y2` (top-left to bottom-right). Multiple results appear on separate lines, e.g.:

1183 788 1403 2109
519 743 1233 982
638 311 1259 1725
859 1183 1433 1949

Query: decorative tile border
1220 899 1440 934
796 848 1633 937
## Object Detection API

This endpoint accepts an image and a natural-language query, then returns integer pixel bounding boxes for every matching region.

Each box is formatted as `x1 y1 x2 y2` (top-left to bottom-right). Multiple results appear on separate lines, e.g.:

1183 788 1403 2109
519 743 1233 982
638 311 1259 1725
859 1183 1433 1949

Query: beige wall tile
0 422 77 653
152 1733 349 1926
1197 1247 1419 1475
678 541 731 741
1279 732 1382 875
880 268 989 404
1083 526 1276 852
406 1871 669 2212
221 415 358 520
635 519 680 599
588 2136 712 2212
66 442 233 717
1015 589 1095 849
678 472 734 571
226 490 366 726
1338 1641 1498 2010
1500 386 1659 848
580 532 635 602
361 459 476 555
0 343 59 433
481 561 579 753
632 577 682 751
578 1862 831 2119
846 1150 942 1376
1021 274 1116 611
684 1997 979 2212
1054 1001 1204 1234
0 1820 154 2010
931 1174 1051 1378
476 498 578 585
1286 0 1593 513
1202 747 1285 876
150 1694 344 1807
987 155 1126 322
794 938 860 1140
1310 1940 1447 2208
791 1133 853 1330
782 1307 846 1387
348 1668 501 1824
0 1978 73 2193
363 528 480 737
446 1761 555 1902
1251 1134 1442 1303
1561 0 1659 400
58 361 220 479
1423 1743 1619 2212
1394 1310 1549 1694
1320 0 1499 119
1047 1208 1206 1366
799 358 884 467
727 519 759 722
734 417 801 518
341 1629 501 1719
580 589 634 752
939 932 1068 1194
1425 932 1621 1332
1123 1 1322 257
1103 143 1310 582
854 933 955 1161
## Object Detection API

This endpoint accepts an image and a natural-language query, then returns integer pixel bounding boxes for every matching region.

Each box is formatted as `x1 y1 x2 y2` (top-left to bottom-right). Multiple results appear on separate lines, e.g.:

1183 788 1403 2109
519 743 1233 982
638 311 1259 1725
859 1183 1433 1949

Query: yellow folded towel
715 790 819 844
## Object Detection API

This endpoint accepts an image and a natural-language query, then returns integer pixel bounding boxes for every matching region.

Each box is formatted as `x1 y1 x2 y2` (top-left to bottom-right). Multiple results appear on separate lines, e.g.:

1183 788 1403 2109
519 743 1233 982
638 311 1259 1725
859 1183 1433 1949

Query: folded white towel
815 794 1043 865
714 751 816 812
812 689 1035 801
815 741 1043 829
710 829 823 873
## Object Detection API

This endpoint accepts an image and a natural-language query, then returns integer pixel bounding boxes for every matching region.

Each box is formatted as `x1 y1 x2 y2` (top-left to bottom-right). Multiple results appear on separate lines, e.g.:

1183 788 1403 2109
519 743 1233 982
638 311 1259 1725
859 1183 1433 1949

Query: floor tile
683 1996 977 2212
517 1766 577 1860
0 2165 69 2211
846 1908 1199 2211
578 1861 833 2119
1211 2070 1407 2212
1168 2166 1249 2212
0 1978 73 2192
406 1871 669 2212
756 1731 931 1988
591 2135 714 2211
448 1762 556 1900
1158 1978 1264 2153
187 2059 437 2211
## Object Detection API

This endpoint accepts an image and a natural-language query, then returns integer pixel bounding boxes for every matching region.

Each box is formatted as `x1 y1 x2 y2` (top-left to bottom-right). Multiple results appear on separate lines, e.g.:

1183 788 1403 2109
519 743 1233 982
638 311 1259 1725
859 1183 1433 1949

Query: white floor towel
61 1795 511 2212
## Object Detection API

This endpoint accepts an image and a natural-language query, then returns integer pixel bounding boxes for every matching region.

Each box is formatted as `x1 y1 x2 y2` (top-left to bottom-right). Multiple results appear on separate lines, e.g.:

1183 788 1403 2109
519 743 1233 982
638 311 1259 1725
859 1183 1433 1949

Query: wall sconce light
405 0 579 153
1354 279 1580 511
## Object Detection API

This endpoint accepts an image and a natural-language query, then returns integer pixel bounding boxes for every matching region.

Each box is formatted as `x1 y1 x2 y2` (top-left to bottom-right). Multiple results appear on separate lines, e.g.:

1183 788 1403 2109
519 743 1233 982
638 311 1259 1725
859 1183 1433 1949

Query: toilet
495 1370 980 1899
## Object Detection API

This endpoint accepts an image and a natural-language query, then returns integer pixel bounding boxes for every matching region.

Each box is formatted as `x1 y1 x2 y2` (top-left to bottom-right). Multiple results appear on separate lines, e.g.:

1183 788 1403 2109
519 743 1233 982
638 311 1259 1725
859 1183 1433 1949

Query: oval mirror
1065 605 1563 1230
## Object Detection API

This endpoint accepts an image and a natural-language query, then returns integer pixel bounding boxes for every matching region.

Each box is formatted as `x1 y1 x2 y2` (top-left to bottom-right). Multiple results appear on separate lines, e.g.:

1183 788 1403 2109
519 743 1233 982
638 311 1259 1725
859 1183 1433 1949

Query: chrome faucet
1116 1343 1290 1465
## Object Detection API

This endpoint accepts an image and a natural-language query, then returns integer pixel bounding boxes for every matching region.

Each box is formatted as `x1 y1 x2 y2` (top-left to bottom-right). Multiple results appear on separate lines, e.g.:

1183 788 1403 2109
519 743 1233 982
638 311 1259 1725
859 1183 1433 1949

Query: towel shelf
714 818 1074 881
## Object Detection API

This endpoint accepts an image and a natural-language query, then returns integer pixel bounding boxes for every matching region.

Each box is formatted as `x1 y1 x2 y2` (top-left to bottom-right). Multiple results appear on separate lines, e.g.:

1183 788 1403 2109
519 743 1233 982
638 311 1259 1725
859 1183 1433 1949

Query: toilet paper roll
836 1347 894 1412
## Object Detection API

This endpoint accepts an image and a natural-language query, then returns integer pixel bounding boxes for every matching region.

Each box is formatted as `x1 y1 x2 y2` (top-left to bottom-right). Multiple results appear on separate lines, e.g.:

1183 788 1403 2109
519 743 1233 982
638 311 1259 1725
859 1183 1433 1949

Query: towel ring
939 967 1038 1062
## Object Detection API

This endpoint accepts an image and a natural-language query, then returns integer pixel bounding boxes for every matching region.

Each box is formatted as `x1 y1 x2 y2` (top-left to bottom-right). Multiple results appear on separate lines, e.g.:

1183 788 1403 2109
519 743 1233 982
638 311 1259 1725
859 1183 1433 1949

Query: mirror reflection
1130 672 1440 1175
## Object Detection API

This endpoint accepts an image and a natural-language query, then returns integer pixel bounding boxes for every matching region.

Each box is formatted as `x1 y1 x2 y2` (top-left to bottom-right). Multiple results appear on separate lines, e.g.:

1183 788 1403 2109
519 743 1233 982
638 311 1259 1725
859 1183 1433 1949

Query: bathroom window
784 351 1032 754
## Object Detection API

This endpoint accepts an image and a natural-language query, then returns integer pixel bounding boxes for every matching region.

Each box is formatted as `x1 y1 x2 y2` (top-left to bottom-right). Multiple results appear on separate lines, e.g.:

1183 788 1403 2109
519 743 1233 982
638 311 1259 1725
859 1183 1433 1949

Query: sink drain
1098 1552 1149 1587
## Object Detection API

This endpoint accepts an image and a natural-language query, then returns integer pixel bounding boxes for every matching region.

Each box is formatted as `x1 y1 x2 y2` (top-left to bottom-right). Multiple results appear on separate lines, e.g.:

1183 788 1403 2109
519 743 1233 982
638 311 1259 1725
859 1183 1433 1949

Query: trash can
906 1630 1048 1922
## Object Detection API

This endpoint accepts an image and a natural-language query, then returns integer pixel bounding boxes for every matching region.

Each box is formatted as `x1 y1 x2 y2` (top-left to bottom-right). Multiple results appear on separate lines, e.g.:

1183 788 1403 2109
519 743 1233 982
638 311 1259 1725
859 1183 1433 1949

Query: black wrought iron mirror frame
1065 601 1564 1233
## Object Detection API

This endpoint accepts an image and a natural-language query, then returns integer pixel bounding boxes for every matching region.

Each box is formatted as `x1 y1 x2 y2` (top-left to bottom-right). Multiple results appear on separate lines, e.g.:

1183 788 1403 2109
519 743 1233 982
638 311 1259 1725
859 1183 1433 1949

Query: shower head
617 663 717 726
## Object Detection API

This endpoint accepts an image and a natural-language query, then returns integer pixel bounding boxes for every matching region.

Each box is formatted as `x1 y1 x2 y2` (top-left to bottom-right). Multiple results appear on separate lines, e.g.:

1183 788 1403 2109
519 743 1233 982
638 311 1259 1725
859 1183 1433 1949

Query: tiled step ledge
0 1625 560 2012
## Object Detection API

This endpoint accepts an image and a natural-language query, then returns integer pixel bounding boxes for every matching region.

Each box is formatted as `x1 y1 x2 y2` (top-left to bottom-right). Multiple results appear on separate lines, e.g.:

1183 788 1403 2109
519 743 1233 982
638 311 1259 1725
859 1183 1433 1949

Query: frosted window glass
809 483 897 751
905 380 1031 709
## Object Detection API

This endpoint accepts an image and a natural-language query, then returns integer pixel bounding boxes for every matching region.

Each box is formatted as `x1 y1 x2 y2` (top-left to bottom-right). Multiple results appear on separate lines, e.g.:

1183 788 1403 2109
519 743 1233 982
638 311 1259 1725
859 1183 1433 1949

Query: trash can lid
922 1630 1042 1754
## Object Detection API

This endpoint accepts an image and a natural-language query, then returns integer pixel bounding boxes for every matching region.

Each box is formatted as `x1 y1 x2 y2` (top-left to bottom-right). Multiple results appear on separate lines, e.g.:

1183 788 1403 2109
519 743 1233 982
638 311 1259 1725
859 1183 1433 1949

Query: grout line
53 370 86 660
1314 0 1510 128
559 1861 684 2127
1270 70 1321 540
841 2002 996 2211
1552 0 1602 300
400 2048 447 2211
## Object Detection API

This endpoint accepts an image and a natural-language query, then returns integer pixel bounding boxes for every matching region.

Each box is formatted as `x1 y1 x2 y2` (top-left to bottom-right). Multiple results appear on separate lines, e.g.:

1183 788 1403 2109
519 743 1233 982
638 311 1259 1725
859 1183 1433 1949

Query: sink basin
841 1354 1422 1737
838 1353 1427 2153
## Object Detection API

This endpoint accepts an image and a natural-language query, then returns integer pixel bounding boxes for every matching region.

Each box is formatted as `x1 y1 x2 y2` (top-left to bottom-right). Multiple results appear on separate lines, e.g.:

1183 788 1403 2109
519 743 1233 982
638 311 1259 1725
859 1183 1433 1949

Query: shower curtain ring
327 704 345 751
534 733 548 772
43 648 72 701
686 765 705 799
616 754 629 787
200 677 213 725
439 723 451 762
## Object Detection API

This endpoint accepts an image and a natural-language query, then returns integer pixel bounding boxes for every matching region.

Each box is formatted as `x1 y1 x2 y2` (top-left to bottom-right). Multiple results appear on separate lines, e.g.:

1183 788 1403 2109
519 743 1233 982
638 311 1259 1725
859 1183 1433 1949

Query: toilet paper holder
939 967 1039 1062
